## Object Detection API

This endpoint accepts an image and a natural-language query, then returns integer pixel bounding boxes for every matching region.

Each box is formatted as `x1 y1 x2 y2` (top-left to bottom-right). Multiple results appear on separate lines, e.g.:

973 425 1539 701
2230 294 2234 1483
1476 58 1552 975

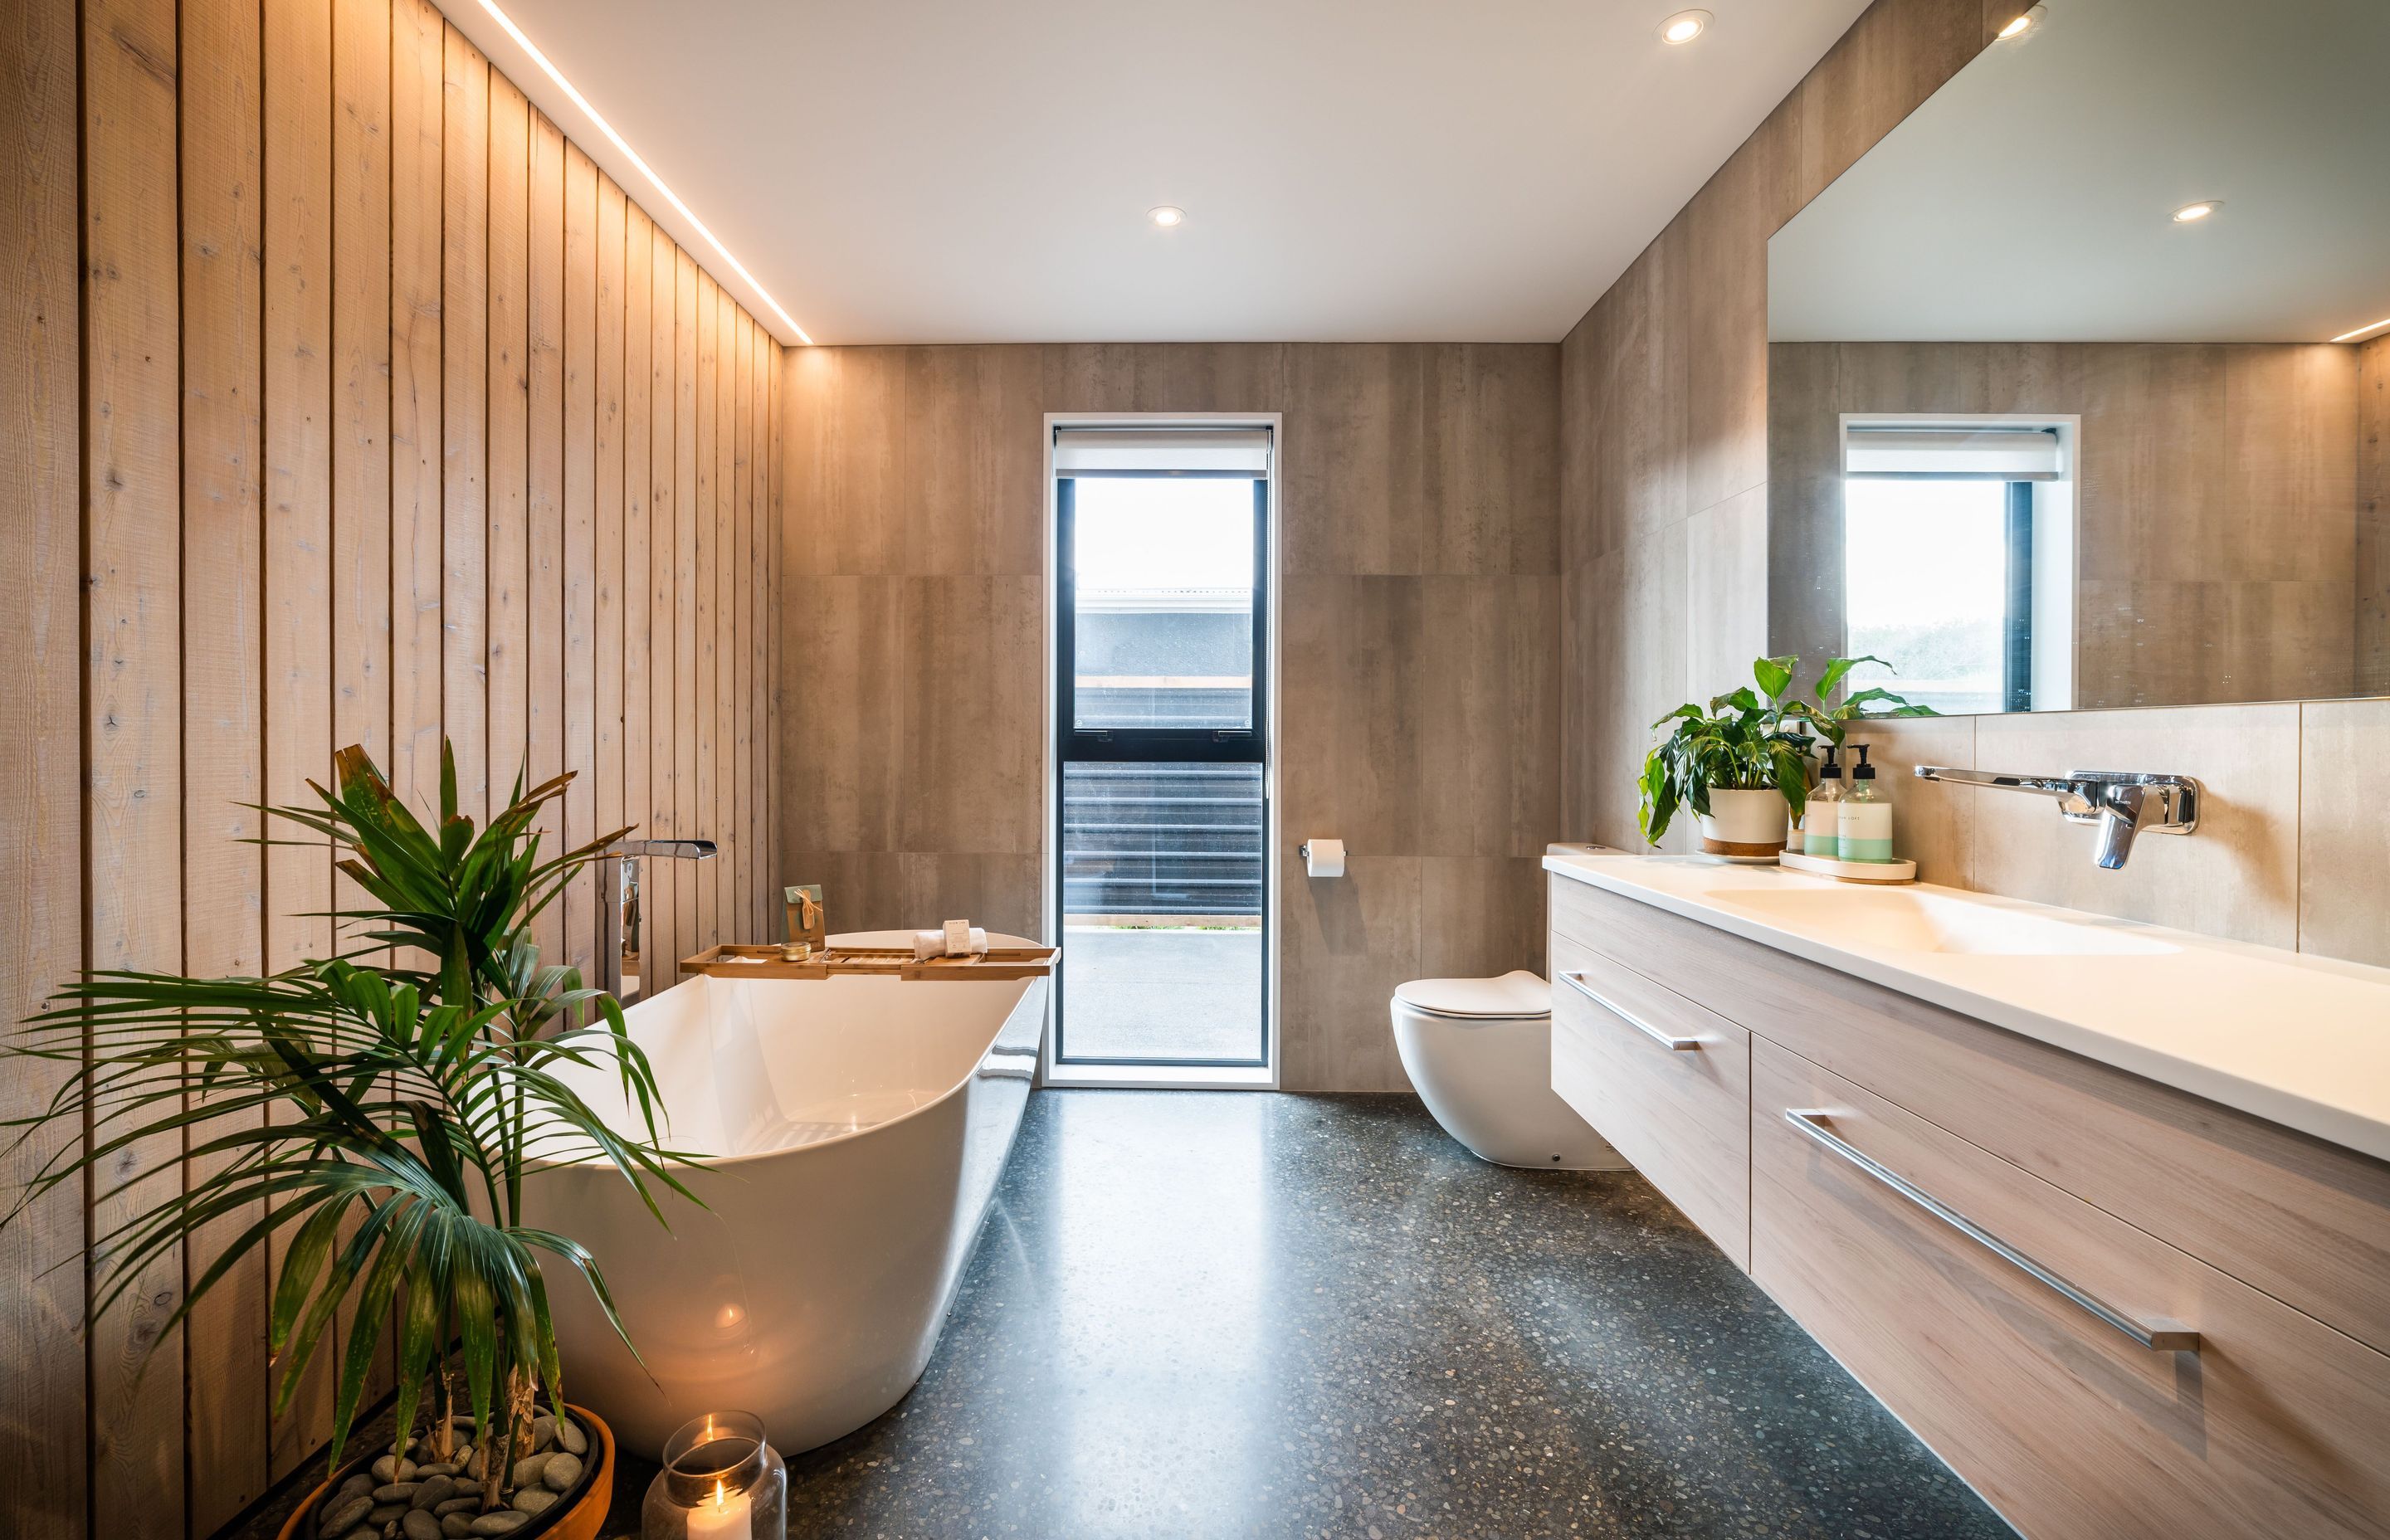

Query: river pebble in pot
372 1456 418 1485
467 1513 527 1537
412 1474 457 1511
439 1518 475 1539
510 1452 550 1489
553 1416 587 1458
510 1487 557 1517
373 1483 421 1503
400 1510 442 1540
318 1494 374 1538
539 1452 581 1494
367 1503 408 1528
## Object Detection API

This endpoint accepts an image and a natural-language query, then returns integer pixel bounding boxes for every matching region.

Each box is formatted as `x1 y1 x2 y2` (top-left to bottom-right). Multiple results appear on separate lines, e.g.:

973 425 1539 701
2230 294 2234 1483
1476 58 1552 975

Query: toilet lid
1394 970 1549 1019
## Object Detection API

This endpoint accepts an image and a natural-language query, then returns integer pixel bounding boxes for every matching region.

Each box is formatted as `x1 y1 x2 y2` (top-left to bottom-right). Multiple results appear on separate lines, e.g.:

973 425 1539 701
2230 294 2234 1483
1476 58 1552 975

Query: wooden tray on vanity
680 942 1058 981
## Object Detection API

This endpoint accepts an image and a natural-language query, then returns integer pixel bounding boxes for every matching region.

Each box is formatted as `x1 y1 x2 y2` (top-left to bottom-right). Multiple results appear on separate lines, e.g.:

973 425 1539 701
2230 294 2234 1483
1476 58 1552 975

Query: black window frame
1053 468 1271 1069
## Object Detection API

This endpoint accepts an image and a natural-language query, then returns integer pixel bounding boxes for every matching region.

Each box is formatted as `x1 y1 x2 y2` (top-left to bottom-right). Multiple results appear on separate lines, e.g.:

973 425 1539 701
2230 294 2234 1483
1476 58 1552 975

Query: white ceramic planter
1695 787 1788 857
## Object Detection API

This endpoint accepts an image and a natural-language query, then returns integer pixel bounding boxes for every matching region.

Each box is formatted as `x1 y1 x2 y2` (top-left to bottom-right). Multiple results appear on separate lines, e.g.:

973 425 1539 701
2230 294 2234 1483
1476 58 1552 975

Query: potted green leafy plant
0 744 696 1540
1639 655 1934 852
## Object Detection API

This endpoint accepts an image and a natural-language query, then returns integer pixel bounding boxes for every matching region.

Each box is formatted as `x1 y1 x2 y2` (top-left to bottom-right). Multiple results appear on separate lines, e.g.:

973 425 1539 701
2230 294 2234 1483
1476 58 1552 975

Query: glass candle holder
641 1411 788 1540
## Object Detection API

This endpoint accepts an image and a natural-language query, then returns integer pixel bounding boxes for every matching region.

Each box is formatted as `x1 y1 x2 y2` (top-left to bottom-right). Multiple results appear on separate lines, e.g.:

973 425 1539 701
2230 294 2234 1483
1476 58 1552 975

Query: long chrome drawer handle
1784 1109 2200 1353
1557 971 1700 1050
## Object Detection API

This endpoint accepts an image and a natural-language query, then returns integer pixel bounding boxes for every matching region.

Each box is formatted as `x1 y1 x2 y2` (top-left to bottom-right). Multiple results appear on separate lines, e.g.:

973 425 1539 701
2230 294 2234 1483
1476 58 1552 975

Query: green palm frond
0 739 701 1494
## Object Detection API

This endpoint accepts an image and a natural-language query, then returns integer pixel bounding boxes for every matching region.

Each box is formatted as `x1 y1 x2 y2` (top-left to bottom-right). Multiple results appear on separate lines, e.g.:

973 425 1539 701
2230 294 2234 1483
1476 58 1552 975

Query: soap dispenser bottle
1801 744 1846 860
1837 744 1894 863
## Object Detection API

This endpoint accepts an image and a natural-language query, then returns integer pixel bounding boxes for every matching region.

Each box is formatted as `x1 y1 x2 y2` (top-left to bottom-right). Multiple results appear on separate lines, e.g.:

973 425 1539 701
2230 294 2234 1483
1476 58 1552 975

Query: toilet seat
1394 969 1549 1020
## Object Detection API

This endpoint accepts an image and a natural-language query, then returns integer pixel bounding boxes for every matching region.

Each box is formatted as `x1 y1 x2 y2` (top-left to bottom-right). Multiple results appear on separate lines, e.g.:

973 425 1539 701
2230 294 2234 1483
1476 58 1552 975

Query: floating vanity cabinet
1548 931 1750 1265
1545 865 2390 1539
1756 1043 2390 1539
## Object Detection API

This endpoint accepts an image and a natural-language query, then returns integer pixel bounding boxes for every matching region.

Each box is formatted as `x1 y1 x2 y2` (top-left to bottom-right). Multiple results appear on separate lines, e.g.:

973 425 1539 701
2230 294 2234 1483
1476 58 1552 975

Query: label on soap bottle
1837 799 1894 863
1800 806 1839 860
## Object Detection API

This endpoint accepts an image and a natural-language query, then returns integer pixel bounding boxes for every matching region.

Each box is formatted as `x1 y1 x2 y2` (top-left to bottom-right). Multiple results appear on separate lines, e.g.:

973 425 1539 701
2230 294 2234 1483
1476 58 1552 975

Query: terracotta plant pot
1695 787 1788 858
276 1404 613 1540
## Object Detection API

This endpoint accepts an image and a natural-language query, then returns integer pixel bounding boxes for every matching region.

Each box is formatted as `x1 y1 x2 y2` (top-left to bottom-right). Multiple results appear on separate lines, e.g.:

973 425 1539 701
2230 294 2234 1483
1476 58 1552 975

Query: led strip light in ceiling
476 0 813 345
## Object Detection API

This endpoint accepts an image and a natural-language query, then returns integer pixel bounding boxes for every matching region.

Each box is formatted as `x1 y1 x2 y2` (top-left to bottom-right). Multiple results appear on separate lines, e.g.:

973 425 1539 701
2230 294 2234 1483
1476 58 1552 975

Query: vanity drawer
1548 931 1750 1267
1715 921 2390 1357
1549 872 1715 975
1753 1040 2390 1540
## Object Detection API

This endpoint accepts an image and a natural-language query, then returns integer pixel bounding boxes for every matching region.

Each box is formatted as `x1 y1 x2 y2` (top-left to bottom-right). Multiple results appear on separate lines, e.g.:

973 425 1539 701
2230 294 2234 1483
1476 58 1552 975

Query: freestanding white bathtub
531 932 1047 1457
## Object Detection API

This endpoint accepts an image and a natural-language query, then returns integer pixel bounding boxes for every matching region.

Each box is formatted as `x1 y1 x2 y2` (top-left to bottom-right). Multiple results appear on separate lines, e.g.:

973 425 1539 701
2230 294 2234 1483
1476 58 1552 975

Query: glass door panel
1056 470 1267 1067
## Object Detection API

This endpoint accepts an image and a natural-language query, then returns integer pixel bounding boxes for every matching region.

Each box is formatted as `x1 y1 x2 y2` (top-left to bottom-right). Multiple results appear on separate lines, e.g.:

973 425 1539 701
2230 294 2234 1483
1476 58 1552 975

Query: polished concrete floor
733 1091 2002 1539
242 1090 2008 1539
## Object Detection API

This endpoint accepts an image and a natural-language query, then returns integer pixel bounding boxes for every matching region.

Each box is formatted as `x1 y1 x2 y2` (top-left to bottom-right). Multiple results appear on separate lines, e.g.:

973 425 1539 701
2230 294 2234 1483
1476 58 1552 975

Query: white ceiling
1769 0 2390 344
456 0 1874 346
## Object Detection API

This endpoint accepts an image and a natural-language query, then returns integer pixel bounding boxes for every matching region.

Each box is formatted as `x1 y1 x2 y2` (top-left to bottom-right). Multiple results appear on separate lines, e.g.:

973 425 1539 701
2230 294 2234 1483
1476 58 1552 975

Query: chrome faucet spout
600 838 719 1004
1911 767 2198 870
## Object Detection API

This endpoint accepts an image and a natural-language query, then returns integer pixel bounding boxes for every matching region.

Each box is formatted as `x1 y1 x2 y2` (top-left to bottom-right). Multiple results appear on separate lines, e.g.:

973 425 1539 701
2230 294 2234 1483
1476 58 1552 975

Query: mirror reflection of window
1842 480 2010 715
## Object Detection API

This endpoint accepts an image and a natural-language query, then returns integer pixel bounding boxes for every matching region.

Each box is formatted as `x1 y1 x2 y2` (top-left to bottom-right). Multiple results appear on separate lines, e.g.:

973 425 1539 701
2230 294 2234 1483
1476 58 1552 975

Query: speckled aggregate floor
731 1091 2004 1539
240 1090 2011 1540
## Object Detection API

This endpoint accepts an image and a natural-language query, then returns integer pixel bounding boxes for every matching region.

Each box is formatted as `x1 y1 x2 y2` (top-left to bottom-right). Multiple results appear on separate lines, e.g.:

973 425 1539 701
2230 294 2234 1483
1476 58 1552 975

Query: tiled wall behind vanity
1845 703 2390 967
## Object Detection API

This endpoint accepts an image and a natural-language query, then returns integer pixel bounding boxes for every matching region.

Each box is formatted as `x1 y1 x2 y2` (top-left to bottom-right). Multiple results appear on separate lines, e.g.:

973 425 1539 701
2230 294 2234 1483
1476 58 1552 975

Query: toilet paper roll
1302 838 1346 878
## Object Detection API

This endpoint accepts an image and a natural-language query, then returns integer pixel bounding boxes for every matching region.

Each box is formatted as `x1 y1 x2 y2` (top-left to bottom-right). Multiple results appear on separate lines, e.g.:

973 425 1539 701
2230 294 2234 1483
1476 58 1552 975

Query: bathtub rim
535 967 1047 1172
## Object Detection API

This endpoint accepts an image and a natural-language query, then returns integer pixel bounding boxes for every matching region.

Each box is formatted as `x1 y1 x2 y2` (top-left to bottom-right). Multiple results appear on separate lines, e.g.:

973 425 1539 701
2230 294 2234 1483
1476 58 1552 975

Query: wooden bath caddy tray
680 943 1057 982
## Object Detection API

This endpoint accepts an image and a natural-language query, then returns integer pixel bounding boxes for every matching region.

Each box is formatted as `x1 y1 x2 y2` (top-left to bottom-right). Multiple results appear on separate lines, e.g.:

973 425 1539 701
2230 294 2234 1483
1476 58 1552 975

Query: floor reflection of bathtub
532 932 1047 1457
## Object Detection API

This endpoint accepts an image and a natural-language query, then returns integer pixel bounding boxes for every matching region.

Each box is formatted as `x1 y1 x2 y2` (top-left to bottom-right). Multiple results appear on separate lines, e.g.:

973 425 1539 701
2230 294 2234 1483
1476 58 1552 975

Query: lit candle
685 1476 751 1540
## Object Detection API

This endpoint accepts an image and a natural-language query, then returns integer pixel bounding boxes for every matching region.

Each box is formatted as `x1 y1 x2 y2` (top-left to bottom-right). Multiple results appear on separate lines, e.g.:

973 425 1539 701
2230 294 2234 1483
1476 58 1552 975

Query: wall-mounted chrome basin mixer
1910 768 2199 870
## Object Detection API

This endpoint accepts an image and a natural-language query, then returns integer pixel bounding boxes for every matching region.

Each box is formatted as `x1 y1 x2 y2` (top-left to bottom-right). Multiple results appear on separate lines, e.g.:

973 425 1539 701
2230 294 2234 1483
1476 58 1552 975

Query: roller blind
1053 426 1271 473
1843 425 2063 480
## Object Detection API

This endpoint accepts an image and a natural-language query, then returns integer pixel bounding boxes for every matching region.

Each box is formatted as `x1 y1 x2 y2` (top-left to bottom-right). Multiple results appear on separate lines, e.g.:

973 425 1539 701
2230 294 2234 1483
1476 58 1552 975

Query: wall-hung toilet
1390 971 1627 1170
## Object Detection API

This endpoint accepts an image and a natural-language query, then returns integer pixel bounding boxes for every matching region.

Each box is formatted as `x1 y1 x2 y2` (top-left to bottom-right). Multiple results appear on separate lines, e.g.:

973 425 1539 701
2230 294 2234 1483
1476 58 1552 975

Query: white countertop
1543 845 2390 1164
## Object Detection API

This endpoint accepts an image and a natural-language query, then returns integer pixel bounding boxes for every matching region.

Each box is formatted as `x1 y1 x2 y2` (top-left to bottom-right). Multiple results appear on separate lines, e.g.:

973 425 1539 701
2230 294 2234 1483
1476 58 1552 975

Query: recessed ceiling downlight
1658 9 1711 44
1149 206 1186 229
1996 5 2045 40
2172 200 2222 223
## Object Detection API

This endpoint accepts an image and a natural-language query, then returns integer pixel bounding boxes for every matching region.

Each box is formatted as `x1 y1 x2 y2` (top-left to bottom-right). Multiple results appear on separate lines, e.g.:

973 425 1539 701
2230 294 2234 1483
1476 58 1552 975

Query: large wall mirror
1766 0 2387 714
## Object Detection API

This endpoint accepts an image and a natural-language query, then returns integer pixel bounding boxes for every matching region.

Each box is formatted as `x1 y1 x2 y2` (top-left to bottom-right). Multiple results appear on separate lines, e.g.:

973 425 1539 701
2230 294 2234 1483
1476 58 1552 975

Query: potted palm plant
0 744 696 1540
1639 655 1934 853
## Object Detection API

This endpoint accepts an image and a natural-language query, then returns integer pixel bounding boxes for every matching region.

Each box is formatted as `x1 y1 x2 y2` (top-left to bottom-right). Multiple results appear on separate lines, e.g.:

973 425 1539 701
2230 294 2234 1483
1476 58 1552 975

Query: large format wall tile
2297 699 2390 968
1280 574 1427 855
899 575 1046 855
1971 704 2301 947
1278 854 1420 1093
783 344 1046 577
1687 485 1769 705
1421 856 1548 982
780 574 906 853
1418 575 1561 858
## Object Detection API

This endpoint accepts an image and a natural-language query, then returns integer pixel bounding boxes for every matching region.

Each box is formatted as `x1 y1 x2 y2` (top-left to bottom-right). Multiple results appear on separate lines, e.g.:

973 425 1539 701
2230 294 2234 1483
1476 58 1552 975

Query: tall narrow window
1053 427 1271 1071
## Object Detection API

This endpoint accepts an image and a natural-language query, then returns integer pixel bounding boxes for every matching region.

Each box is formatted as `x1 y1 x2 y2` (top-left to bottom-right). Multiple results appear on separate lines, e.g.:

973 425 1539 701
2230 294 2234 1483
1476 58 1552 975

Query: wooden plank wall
0 0 783 1533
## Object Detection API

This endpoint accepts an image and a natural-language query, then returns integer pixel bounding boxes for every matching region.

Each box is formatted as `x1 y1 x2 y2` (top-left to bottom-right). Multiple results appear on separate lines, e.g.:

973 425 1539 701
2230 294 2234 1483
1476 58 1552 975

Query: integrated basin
1709 885 2180 958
